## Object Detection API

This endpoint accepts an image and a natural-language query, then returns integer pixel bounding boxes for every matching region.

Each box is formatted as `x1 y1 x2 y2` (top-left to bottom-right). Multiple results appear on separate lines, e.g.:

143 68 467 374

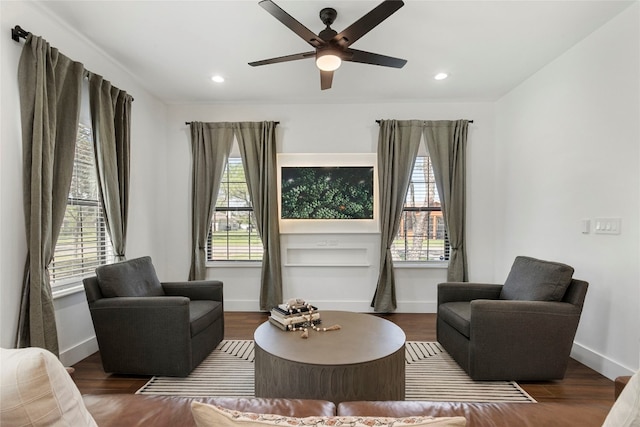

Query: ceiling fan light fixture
316 49 342 71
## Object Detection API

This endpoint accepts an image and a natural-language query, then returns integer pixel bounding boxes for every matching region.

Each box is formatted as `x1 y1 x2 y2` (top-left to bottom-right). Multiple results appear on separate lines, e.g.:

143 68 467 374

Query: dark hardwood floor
71 312 616 409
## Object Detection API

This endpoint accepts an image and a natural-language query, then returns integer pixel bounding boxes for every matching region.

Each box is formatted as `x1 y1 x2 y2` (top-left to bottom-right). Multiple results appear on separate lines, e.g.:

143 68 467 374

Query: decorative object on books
269 299 341 338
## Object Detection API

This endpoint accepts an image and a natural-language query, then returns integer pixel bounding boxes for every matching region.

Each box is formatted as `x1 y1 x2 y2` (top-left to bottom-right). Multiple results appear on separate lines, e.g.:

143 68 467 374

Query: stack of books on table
269 304 321 331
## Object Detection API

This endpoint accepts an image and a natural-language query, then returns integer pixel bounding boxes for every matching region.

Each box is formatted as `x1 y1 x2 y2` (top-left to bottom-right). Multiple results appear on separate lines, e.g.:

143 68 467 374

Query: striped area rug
136 340 535 403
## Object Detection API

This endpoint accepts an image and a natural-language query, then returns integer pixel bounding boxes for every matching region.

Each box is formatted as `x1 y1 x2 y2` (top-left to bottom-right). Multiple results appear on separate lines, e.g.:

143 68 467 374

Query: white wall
165 102 497 313
495 3 640 378
0 1 169 365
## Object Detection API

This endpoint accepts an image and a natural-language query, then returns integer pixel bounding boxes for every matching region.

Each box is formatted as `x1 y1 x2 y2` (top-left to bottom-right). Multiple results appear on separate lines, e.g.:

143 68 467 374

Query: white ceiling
38 0 634 104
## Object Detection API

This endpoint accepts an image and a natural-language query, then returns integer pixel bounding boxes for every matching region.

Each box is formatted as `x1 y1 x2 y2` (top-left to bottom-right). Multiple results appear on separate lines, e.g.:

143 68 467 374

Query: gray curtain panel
188 122 234 280
234 122 283 311
424 120 469 282
17 35 85 355
372 120 423 312
88 73 133 261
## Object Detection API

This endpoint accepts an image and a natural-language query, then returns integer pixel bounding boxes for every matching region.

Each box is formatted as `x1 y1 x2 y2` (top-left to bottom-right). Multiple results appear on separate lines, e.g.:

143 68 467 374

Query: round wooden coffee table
254 310 406 403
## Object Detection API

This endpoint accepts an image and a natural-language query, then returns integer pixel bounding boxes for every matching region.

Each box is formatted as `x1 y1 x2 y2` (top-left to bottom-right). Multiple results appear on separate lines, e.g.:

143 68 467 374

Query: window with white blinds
49 123 114 286
391 155 450 262
207 156 263 261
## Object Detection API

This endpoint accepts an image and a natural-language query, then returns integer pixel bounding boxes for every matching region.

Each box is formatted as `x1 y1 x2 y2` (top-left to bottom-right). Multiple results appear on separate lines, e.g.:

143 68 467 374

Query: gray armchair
83 256 224 377
437 256 588 381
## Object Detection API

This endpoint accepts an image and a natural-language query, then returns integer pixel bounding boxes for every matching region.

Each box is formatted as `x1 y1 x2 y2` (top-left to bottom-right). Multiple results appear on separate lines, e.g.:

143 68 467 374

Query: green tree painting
281 166 374 219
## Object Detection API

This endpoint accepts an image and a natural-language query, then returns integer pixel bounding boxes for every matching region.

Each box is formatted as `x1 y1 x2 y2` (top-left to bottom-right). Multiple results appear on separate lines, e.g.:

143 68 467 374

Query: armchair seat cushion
190 301 223 337
439 302 471 338
500 256 574 301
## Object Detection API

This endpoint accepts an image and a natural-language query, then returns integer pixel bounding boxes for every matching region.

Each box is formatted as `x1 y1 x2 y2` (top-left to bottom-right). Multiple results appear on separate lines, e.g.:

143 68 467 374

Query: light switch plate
594 218 621 235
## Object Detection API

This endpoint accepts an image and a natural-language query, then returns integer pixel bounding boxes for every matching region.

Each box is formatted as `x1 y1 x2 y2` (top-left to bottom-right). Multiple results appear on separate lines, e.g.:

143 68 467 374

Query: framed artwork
277 153 379 234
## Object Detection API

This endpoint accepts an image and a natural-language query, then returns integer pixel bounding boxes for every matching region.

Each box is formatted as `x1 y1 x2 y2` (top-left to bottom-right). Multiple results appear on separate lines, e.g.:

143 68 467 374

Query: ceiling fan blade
332 0 404 48
259 0 325 48
320 70 334 90
344 48 407 68
249 51 316 67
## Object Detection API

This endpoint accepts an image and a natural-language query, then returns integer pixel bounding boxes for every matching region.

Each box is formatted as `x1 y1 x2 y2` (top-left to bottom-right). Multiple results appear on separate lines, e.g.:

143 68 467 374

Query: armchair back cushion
96 256 164 298
500 256 574 301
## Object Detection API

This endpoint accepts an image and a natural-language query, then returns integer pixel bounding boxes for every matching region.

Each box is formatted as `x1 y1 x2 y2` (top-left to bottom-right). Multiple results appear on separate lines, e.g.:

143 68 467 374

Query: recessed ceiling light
211 75 225 83
434 72 448 81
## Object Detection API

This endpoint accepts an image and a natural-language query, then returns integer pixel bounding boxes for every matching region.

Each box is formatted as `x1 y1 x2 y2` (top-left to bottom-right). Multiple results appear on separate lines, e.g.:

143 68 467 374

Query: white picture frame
277 153 379 234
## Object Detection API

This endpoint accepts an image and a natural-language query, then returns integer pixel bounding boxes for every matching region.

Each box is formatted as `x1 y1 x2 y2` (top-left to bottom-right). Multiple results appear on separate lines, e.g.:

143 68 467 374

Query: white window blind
49 123 114 286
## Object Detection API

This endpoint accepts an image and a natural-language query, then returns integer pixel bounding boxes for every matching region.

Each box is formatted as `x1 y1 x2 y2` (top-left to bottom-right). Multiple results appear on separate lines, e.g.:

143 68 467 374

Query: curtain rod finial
11 25 29 42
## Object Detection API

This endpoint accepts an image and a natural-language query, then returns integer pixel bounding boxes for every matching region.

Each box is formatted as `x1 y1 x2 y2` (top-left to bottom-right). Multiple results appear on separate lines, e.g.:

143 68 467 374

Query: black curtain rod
11 24 135 102
11 25 30 42
185 121 280 125
376 119 474 124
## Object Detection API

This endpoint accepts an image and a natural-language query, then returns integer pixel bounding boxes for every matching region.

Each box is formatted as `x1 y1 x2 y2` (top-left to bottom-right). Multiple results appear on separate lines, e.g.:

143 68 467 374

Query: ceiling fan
249 0 407 90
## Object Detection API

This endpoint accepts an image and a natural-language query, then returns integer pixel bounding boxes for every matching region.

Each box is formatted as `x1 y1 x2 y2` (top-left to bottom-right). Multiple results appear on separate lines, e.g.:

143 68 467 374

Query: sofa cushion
190 301 223 337
191 402 467 426
500 256 574 301
0 347 97 427
438 302 471 338
337 401 610 427
96 256 164 298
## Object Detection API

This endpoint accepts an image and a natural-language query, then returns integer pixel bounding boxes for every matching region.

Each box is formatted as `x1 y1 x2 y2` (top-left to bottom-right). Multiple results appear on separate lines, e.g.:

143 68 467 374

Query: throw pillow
602 370 640 427
96 255 164 297
500 256 574 301
191 402 467 426
0 347 97 426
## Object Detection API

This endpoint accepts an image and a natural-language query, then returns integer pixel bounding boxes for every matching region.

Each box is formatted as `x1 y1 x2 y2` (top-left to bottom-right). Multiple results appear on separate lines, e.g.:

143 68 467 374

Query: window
391 155 449 262
49 123 114 286
207 156 263 261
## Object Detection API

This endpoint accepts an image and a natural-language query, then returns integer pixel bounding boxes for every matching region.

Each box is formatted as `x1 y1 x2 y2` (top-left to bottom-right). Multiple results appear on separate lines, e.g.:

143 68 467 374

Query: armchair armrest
162 280 223 302
469 299 582 380
437 282 503 306
88 296 193 375
89 296 191 337
471 300 582 336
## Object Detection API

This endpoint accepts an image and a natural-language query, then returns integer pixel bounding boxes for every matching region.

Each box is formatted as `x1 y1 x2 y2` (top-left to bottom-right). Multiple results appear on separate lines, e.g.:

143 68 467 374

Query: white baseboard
571 341 636 380
60 336 98 367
